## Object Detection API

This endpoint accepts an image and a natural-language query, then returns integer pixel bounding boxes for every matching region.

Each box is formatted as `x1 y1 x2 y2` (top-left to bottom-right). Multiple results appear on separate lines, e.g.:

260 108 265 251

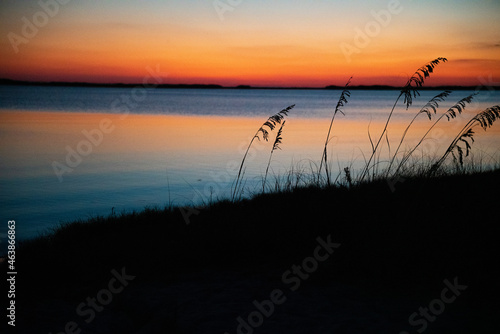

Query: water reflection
1 101 499 241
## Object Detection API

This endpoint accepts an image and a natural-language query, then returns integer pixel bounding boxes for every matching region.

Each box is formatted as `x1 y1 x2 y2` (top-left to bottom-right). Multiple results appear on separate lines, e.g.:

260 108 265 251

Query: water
1 85 499 243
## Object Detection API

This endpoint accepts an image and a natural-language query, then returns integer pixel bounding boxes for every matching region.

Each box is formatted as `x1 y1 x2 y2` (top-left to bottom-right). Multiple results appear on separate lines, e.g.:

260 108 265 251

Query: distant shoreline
1 78 497 91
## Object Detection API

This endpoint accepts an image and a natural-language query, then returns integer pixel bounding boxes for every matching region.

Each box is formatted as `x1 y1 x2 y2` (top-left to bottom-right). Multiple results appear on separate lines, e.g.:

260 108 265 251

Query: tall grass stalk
320 77 351 186
232 105 294 200
386 90 452 175
394 93 477 176
360 57 448 181
263 121 286 192
431 105 500 174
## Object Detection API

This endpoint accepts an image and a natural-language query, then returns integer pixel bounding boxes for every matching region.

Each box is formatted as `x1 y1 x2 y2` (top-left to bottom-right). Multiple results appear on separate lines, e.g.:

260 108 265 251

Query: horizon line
0 78 498 91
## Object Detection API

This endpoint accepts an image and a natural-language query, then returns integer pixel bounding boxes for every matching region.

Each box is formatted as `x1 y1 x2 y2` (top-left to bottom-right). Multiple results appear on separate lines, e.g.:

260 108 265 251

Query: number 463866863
7 220 16 270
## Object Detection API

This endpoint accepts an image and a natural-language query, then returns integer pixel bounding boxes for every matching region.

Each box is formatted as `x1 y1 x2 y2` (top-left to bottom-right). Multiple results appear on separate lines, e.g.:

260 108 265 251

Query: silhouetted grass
360 57 448 181
391 92 476 176
387 90 453 174
431 105 500 173
262 120 286 192
226 58 500 196
320 77 351 185
232 104 294 200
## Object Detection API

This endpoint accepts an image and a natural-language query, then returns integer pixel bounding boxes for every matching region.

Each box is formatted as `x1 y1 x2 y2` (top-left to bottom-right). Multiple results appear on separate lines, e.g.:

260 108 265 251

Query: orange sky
1 0 499 87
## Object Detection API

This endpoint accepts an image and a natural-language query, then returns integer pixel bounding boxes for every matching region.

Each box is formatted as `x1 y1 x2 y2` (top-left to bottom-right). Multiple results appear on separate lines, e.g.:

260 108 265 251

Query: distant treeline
0 78 497 91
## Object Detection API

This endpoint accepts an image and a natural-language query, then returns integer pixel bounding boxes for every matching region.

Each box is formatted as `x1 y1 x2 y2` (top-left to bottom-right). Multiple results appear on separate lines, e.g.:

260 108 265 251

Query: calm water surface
1 85 499 242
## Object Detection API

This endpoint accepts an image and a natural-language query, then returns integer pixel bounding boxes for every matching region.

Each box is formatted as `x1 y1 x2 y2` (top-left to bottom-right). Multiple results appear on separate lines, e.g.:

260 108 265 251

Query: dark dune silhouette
7 170 500 333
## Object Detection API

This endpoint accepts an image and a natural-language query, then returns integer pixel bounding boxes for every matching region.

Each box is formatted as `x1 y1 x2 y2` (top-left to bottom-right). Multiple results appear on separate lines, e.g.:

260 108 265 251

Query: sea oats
320 77 351 186
263 121 286 192
232 105 294 200
432 105 500 173
361 57 448 181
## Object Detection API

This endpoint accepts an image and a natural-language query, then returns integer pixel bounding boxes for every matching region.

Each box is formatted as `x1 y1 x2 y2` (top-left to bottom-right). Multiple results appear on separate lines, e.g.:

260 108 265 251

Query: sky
0 0 499 87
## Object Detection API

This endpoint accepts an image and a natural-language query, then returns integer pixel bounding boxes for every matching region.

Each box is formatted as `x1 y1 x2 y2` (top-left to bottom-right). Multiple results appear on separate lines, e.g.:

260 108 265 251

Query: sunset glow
1 0 499 87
